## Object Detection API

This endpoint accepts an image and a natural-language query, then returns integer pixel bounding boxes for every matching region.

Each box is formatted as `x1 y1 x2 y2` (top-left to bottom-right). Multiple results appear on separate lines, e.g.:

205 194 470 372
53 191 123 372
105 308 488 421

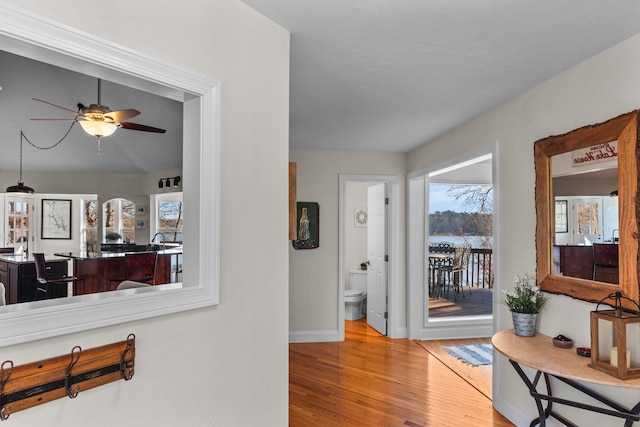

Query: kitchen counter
54 247 182 260
0 253 70 264
54 249 183 295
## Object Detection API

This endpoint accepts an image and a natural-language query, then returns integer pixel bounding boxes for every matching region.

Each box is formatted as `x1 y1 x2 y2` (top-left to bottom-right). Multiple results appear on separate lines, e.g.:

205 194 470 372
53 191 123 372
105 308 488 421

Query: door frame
407 144 498 340
338 174 398 341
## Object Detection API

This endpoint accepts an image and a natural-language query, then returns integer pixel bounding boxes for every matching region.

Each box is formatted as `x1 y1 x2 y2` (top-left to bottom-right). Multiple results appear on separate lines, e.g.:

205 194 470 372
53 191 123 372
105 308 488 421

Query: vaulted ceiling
0 49 183 174
241 0 640 153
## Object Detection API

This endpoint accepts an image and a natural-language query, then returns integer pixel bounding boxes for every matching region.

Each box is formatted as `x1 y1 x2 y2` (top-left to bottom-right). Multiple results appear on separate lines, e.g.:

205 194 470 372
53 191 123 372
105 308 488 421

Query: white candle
610 347 631 368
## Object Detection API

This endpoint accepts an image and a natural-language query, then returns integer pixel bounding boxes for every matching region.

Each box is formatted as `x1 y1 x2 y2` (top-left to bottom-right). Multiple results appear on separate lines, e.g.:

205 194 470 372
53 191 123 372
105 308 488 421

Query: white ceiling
0 49 183 174
240 0 640 153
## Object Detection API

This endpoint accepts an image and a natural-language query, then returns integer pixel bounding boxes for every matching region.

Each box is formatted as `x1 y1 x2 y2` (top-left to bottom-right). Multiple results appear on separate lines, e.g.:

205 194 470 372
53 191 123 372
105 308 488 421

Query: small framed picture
354 208 368 228
136 219 147 229
136 206 147 215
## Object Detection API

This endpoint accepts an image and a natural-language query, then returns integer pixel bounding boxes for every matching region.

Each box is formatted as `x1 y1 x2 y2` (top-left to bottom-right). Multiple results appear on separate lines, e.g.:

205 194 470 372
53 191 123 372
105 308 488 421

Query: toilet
345 270 367 321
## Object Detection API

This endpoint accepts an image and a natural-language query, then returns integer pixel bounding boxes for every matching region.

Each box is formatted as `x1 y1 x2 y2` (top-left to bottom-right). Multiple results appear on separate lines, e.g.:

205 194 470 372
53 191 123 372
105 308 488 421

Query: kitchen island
55 248 182 295
0 253 70 304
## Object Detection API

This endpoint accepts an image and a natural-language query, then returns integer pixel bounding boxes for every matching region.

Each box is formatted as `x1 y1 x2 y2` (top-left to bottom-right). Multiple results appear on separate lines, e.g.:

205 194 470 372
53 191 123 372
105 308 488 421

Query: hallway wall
407 32 640 426
289 149 406 340
0 1 290 425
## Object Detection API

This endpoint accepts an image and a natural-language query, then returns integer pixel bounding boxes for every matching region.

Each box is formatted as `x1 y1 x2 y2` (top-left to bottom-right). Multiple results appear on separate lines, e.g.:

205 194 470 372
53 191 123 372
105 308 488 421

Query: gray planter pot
511 312 537 337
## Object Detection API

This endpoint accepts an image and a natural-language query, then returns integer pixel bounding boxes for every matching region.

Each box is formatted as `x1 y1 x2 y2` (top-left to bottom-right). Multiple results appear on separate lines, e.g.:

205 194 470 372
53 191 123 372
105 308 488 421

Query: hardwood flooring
289 319 513 426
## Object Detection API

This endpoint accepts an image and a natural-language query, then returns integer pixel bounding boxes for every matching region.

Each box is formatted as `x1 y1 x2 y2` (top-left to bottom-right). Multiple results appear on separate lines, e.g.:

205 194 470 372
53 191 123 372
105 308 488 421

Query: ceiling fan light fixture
79 120 118 138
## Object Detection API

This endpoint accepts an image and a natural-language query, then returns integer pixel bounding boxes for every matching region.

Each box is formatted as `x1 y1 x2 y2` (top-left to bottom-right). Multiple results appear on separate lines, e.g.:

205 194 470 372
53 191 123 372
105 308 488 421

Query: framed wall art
292 202 319 249
354 208 367 228
41 199 72 239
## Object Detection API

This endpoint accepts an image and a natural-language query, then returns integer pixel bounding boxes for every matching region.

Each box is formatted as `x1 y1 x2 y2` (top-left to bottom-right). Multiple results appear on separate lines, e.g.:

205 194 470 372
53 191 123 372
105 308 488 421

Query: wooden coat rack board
0 334 135 420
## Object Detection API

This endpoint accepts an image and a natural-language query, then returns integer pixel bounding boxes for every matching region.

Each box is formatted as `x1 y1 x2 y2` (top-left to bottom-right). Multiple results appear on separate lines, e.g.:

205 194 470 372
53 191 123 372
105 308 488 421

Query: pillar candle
610 347 631 368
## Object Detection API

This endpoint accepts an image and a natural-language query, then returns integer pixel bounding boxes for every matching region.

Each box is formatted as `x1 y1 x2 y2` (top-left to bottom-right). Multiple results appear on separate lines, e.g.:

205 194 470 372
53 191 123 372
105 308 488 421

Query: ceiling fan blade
32 98 79 115
30 118 78 121
120 122 166 133
107 109 140 123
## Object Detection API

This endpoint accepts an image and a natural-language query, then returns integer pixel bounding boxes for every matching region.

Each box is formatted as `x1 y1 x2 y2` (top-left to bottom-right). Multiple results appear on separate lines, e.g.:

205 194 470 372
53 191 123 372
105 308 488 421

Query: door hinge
385 197 389 205
384 312 388 319
385 254 388 262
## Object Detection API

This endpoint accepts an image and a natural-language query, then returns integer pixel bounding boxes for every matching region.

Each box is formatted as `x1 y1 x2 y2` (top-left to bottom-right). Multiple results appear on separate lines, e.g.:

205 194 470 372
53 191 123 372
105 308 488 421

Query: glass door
6 195 34 252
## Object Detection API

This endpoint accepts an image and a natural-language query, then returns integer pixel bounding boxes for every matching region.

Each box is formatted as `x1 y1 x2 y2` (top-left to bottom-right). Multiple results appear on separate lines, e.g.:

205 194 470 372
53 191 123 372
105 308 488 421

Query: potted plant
105 231 122 243
360 262 368 271
501 273 547 337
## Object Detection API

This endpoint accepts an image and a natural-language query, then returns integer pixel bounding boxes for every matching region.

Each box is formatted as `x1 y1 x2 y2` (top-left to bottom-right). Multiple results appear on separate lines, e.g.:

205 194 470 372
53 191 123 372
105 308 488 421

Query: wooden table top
492 329 640 388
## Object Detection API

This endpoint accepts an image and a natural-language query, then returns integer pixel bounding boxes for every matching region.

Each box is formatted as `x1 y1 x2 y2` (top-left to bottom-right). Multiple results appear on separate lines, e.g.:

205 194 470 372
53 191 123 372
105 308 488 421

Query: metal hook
120 334 135 381
0 405 11 421
66 346 82 398
0 361 13 420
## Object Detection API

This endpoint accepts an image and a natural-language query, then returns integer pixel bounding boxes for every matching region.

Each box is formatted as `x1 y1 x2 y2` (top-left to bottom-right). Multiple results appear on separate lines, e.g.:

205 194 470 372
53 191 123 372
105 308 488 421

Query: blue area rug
443 343 493 366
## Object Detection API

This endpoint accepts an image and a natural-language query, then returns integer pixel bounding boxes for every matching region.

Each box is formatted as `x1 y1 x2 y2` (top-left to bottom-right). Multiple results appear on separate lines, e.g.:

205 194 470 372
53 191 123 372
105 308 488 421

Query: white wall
407 32 640 426
289 149 406 338
0 1 290 426
345 181 375 276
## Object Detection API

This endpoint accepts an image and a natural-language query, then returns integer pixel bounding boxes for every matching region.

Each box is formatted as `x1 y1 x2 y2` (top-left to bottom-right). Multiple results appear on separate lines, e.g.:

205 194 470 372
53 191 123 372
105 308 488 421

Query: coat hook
120 334 136 381
66 346 82 398
0 361 13 420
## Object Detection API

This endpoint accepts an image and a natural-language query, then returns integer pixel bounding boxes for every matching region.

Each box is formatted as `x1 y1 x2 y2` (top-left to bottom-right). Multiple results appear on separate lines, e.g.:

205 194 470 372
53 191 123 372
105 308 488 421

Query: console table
492 329 640 427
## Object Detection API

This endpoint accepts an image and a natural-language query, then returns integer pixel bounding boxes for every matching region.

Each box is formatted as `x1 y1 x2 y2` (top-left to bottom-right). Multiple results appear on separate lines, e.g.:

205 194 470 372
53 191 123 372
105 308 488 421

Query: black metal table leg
509 359 640 426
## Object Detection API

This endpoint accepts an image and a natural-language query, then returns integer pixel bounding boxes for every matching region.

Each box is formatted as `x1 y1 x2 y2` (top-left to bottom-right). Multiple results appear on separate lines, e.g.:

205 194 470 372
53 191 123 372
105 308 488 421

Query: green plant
501 273 547 314
360 262 367 270
105 231 122 240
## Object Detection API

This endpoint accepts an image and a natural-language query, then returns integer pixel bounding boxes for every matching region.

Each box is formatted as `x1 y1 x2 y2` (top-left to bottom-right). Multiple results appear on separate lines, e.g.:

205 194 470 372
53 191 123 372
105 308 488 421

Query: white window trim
0 3 220 346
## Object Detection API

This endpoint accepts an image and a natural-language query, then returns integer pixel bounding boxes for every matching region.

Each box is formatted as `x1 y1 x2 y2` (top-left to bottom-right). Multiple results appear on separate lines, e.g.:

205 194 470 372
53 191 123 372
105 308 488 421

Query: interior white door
367 183 387 335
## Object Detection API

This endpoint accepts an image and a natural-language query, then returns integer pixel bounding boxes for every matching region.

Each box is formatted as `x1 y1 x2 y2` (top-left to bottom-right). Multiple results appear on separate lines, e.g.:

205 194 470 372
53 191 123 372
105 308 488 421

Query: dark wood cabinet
0 257 68 304
71 252 181 295
553 245 619 283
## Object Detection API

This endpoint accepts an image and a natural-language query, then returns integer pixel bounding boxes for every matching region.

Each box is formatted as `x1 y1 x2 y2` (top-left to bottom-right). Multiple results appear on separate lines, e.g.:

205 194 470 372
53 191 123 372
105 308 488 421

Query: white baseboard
492 394 531 427
289 330 339 343
388 326 407 339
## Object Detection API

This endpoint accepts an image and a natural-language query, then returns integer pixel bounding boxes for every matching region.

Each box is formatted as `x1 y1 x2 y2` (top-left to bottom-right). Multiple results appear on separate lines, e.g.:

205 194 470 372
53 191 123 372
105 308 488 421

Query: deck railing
428 244 493 289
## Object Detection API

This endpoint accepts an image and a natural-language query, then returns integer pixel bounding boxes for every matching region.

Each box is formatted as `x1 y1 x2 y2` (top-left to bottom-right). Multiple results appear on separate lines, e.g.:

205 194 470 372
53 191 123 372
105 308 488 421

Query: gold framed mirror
535 110 639 309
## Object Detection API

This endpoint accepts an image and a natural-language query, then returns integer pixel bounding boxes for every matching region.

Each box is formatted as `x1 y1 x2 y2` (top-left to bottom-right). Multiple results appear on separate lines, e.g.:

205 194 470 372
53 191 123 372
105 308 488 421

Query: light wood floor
289 319 513 427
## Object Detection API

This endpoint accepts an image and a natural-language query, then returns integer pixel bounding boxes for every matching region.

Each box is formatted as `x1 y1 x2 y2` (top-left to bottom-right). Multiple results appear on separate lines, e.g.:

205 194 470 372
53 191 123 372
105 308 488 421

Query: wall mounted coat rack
0 334 135 420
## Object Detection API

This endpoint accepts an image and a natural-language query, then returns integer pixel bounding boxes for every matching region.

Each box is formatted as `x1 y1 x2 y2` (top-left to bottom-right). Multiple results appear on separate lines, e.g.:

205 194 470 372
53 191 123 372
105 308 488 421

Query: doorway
407 149 496 340
338 174 397 341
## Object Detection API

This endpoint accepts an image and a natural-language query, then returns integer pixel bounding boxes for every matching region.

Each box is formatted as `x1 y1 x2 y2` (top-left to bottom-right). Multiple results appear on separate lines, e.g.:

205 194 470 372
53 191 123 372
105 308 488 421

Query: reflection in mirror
0 4 219 347
104 198 135 243
535 111 640 308
0 49 185 306
551 147 619 283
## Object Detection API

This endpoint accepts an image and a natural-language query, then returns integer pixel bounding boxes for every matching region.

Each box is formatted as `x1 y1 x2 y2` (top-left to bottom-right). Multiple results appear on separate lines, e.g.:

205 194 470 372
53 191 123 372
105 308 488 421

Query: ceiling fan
31 78 166 140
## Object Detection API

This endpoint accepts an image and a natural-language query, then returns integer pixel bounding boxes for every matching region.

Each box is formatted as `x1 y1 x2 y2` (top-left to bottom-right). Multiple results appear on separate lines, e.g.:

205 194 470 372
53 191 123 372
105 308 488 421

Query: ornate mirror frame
535 110 639 309
0 4 220 346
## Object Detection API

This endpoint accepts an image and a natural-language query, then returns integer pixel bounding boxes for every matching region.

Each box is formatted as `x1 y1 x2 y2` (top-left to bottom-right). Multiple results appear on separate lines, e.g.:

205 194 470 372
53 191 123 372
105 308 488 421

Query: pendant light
6 131 35 194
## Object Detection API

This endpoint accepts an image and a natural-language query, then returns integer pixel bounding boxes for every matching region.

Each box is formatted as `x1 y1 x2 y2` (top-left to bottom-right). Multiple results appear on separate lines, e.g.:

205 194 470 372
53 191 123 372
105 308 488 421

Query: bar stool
33 252 85 299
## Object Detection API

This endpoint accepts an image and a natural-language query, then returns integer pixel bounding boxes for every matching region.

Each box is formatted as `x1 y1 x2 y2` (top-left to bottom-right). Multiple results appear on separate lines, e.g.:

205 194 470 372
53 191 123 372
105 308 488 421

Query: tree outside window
82 199 98 252
158 200 183 243
103 198 136 243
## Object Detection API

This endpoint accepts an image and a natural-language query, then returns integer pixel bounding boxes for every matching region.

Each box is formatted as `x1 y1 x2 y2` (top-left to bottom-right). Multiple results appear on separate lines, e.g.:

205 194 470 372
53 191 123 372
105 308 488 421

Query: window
555 200 568 233
157 195 183 243
82 199 98 252
104 198 136 242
